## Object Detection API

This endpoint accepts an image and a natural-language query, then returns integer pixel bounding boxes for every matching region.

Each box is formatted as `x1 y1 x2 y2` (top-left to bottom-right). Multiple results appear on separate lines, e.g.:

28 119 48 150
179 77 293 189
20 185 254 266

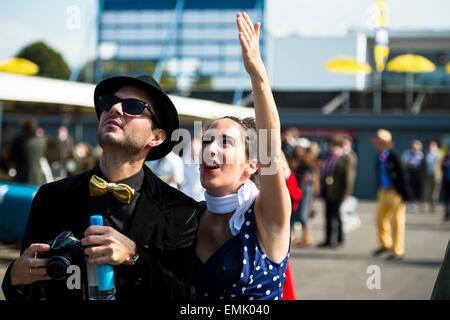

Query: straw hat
371 129 393 147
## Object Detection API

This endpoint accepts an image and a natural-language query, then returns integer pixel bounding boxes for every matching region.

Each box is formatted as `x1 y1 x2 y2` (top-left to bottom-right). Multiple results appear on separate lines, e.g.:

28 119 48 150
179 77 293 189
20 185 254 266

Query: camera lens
47 256 71 280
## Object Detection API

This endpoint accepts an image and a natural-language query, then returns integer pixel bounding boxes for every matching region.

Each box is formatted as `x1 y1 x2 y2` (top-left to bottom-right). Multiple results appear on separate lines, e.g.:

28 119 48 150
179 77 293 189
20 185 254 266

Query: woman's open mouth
203 161 220 173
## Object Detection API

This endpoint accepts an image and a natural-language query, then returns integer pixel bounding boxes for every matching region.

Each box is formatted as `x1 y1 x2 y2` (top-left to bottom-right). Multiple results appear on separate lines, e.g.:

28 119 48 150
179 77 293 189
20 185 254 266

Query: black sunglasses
99 95 162 128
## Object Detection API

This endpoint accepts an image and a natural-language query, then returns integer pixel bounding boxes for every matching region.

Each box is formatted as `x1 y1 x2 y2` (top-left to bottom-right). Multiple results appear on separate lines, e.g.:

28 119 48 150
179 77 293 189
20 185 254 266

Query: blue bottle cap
90 215 103 226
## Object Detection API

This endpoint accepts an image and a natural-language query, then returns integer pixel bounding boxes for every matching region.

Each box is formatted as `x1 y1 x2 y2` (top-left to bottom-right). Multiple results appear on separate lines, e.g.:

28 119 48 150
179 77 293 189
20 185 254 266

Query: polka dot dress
198 202 289 300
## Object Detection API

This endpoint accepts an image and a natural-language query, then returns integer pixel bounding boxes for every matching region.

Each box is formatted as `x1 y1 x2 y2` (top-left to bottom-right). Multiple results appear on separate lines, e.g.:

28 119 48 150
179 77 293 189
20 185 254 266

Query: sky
1 0 449 72
0 0 97 68
266 0 450 36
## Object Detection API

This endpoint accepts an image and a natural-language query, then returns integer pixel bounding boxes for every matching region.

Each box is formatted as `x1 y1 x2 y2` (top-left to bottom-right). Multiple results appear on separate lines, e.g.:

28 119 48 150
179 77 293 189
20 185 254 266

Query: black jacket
375 150 414 202
9 133 46 185
2 165 199 301
431 239 450 299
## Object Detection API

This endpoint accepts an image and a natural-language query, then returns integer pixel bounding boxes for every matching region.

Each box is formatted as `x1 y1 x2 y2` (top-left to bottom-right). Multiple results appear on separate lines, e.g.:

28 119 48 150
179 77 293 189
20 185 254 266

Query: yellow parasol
0 57 39 75
386 54 435 73
324 56 372 75
386 54 436 113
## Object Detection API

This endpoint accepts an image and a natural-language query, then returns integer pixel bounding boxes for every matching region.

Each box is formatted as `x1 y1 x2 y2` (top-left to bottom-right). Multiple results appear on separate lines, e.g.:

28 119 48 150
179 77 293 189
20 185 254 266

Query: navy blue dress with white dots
195 201 289 300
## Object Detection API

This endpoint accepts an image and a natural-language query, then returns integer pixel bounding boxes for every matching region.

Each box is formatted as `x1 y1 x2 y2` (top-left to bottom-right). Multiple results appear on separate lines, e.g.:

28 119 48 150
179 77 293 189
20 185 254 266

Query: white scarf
204 180 260 236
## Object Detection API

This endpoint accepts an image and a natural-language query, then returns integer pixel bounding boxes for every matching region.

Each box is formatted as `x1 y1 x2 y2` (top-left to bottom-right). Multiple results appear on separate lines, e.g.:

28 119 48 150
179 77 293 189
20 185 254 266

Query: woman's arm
237 12 291 263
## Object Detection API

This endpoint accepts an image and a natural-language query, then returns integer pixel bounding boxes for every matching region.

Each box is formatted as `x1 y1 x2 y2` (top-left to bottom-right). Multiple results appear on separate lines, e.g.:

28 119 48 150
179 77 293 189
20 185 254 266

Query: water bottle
86 215 116 300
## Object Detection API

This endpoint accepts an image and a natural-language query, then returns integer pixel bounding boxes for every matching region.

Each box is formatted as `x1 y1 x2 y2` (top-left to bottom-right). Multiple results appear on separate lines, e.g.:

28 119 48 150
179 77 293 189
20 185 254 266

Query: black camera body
41 231 83 281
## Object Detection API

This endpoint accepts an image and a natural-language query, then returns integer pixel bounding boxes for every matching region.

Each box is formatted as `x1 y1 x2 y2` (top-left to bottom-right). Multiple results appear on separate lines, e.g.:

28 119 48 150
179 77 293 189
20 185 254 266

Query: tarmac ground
1 200 449 300
289 200 449 300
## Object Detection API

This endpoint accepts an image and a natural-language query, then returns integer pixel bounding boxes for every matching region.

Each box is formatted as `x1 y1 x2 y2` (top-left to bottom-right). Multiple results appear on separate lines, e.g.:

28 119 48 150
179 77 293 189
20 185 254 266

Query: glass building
96 0 264 103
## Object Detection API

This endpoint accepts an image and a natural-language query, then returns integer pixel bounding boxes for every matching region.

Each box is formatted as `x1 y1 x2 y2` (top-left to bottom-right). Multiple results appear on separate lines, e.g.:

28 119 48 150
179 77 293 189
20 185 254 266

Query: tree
16 41 71 80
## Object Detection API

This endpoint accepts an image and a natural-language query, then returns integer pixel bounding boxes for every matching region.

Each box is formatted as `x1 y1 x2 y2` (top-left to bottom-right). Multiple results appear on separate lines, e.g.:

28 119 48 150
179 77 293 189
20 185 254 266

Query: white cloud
265 0 450 37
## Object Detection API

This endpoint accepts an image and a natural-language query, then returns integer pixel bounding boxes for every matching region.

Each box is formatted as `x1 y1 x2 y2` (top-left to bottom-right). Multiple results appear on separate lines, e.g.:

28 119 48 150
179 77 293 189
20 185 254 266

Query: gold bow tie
89 175 135 204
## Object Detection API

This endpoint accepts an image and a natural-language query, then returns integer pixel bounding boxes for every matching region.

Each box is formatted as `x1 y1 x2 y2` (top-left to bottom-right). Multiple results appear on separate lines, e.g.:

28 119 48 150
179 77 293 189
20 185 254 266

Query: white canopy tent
0 72 254 120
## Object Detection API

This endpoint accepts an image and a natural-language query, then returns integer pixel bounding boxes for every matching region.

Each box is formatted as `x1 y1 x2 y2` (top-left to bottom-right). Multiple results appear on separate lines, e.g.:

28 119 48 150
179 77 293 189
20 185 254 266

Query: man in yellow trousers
371 129 414 260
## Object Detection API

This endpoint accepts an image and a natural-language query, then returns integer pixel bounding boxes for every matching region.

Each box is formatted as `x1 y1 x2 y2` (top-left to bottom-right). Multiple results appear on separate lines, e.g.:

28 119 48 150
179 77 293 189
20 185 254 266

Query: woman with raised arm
195 12 292 300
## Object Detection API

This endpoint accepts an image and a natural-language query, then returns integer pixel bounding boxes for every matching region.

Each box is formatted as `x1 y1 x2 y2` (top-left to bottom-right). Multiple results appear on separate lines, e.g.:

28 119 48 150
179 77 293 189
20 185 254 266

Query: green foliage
16 41 71 80
141 61 156 73
78 58 180 89
119 61 136 73
190 66 212 90
191 76 213 90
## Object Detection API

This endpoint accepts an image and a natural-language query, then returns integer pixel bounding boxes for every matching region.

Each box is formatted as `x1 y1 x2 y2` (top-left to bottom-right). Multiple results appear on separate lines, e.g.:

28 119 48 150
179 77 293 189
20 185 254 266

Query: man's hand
10 243 51 286
81 226 137 266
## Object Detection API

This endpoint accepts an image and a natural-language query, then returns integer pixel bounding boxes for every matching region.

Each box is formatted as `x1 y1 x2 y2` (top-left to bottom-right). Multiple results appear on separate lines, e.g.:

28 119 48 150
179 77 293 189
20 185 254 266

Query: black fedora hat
94 75 179 160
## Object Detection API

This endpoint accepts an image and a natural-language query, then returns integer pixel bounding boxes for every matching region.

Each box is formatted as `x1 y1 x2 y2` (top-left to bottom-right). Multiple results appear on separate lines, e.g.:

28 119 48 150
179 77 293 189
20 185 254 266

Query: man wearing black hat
2 75 199 300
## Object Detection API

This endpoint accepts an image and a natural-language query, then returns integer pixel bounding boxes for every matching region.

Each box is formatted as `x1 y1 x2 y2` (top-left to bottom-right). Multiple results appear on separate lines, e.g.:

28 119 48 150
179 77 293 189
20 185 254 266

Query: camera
41 231 83 280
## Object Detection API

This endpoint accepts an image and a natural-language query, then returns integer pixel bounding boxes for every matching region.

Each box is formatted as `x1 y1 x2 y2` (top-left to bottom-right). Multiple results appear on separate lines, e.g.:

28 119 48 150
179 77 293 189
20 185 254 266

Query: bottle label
97 264 115 291
86 263 98 287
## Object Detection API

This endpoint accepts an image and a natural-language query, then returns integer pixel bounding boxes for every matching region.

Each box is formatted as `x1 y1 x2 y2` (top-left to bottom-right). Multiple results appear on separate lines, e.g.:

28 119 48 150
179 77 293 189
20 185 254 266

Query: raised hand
236 13 291 264
236 12 266 81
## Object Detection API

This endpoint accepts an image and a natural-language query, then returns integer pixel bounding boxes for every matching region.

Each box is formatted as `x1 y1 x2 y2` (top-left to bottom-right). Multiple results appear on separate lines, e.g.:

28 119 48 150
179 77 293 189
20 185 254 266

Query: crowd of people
1 120 102 185
281 128 359 250
0 11 449 301
279 127 449 262
400 138 449 220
